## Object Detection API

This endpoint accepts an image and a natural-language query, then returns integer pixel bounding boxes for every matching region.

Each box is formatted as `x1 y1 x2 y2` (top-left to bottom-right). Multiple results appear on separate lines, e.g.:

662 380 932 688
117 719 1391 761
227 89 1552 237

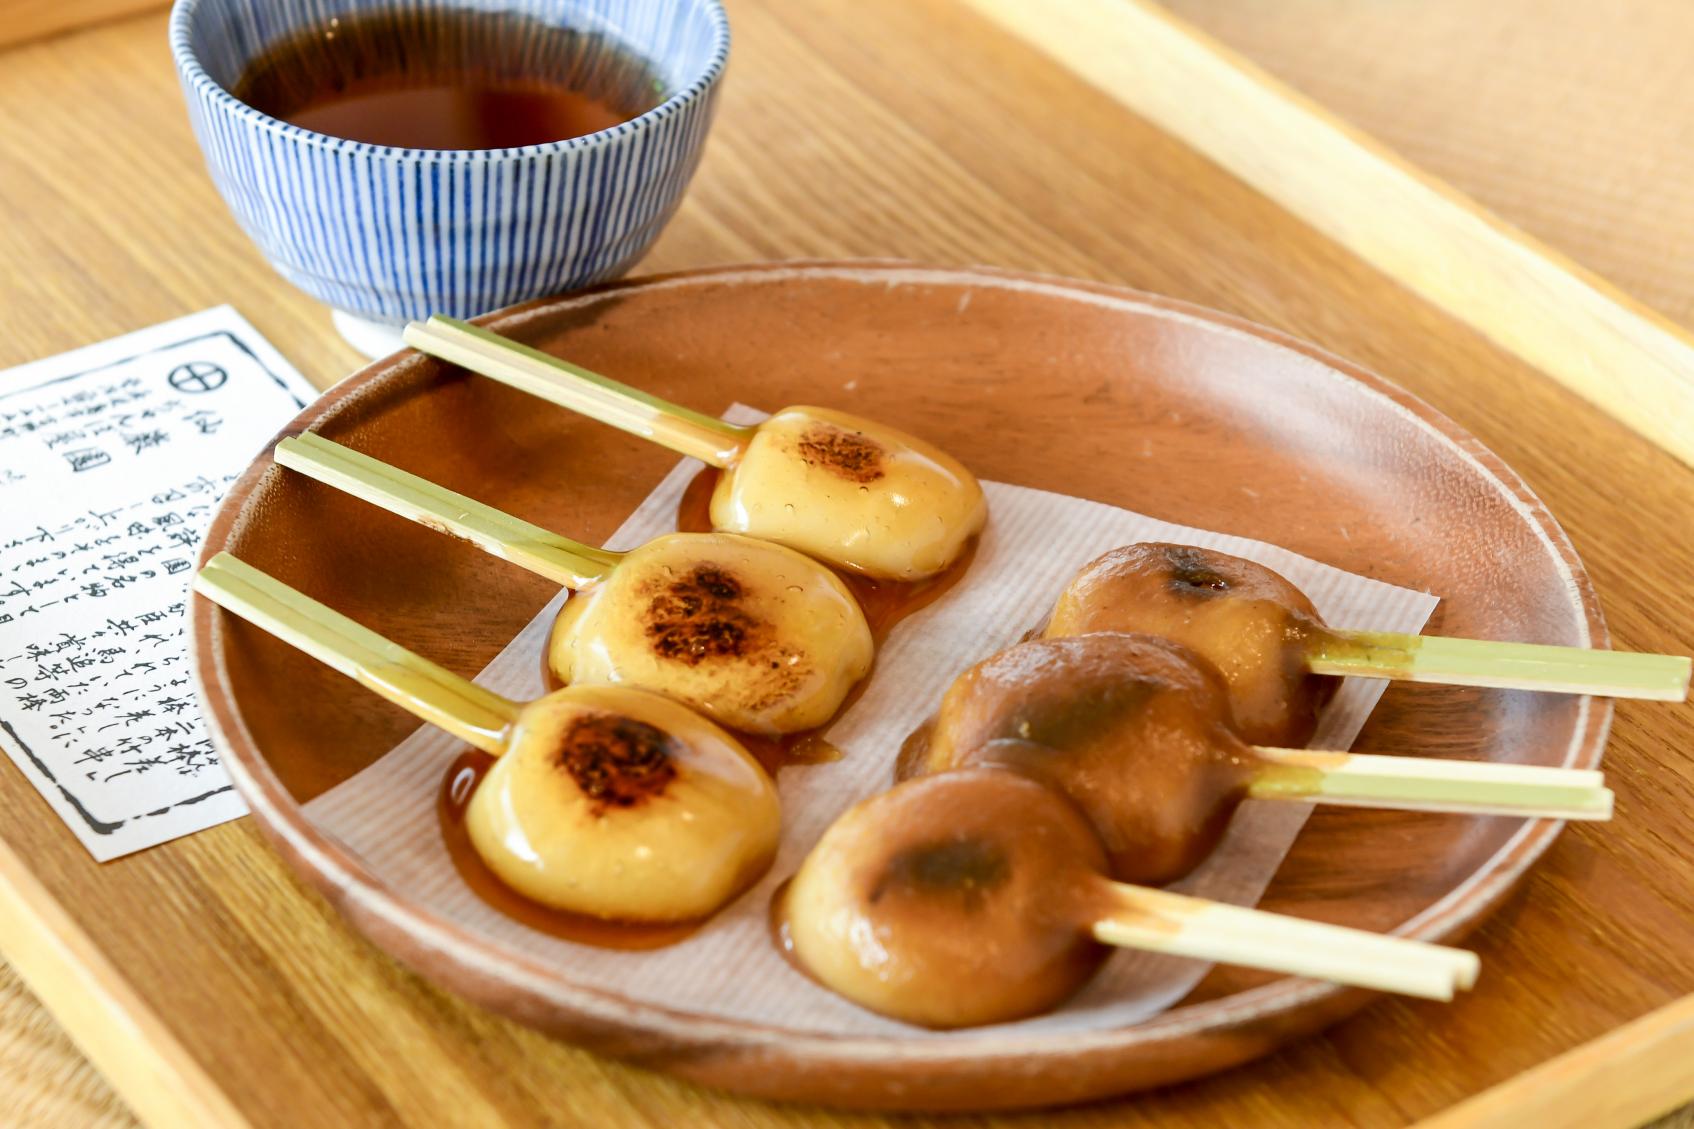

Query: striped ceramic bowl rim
168 0 729 330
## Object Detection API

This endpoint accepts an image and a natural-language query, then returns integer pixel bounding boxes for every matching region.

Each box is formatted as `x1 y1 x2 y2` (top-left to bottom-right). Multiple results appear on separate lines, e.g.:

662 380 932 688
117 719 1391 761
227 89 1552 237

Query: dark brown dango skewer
776 769 1478 1029
902 633 1612 887
1044 543 1688 747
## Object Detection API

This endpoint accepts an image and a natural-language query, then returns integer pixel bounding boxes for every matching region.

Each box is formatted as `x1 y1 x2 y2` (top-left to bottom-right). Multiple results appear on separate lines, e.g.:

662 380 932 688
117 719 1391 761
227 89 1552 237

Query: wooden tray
5 0 1694 1125
190 262 1605 1110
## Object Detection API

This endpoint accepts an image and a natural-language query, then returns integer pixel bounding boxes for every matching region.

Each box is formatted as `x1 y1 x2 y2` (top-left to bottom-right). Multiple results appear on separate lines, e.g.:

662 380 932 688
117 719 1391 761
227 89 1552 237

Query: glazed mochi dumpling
1044 543 1336 747
906 633 1256 885
777 769 1112 1029
468 683 780 921
707 406 986 581
548 531 873 735
1044 542 1691 742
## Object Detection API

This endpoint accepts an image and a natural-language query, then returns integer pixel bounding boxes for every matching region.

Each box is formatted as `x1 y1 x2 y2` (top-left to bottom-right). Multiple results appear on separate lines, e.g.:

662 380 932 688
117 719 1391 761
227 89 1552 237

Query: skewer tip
1453 950 1481 992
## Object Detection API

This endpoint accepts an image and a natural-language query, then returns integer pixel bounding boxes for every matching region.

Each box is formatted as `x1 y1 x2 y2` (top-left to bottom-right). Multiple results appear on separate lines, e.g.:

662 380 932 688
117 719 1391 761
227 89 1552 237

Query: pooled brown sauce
555 712 677 815
736 728 846 779
795 424 886 482
438 751 699 949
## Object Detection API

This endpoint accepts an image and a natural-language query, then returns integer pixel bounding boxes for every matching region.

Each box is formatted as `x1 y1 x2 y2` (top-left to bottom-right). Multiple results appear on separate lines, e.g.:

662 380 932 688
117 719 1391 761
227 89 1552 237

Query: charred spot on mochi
796 424 885 483
644 565 761 663
870 838 1010 909
999 679 1160 752
555 713 679 814
1163 545 1232 597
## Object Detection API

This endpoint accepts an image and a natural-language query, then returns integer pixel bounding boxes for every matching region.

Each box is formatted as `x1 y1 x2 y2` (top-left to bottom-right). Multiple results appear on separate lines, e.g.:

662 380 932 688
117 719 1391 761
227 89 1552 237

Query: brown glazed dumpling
777 769 1110 1029
905 633 1258 885
1044 543 1338 747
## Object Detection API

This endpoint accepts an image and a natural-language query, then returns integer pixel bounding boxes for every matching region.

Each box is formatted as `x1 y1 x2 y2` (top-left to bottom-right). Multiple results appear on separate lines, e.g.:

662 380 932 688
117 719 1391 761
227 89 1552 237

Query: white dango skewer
274 433 873 736
400 316 988 582
194 553 779 922
777 769 1478 1029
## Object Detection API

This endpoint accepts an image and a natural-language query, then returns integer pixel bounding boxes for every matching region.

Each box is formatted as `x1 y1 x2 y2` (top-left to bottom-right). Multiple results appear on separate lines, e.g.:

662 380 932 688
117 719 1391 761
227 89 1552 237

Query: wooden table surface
4 0 1694 1126
1169 0 1694 330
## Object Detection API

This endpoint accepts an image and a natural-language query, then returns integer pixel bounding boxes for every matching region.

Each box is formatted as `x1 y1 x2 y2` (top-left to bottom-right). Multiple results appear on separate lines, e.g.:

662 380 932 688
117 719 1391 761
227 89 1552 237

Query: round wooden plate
190 262 1609 1111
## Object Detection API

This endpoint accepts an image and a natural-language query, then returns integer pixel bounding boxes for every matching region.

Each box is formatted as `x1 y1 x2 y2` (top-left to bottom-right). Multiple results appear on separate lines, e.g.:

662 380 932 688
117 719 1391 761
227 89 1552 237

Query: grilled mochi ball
548 531 874 736
466 683 781 922
904 633 1258 886
1044 543 1338 747
709 406 987 582
777 769 1110 1029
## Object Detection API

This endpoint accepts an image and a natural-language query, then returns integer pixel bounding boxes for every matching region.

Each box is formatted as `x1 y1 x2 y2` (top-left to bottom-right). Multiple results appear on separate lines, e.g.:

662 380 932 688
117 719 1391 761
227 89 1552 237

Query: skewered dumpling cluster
776 531 1635 1026
199 316 1681 1036
237 363 990 931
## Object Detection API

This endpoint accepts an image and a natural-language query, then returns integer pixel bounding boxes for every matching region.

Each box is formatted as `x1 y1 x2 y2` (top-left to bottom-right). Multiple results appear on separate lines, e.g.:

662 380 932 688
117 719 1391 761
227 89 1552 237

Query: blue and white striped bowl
170 0 727 352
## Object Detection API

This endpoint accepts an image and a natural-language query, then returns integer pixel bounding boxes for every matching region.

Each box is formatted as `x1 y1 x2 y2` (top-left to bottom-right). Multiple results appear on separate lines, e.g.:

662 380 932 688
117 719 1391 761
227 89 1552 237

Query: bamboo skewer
402 317 750 467
1248 748 1614 821
274 433 619 588
1092 881 1478 1000
1309 630 1691 702
194 553 518 753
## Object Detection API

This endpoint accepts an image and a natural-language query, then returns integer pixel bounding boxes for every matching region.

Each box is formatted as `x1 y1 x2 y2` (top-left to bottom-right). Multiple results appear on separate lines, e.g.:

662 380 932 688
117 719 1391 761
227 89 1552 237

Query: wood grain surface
1422 993 1694 1129
3 0 1694 1125
0 0 164 50
962 0 1694 473
1167 0 1694 331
